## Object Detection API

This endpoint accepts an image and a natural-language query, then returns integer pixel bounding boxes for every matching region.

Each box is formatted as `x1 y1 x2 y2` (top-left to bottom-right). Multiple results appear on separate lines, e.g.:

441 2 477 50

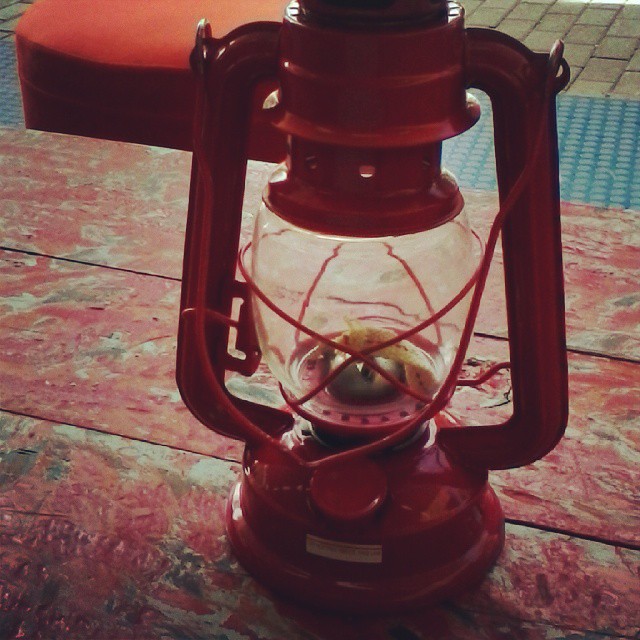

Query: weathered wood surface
0 129 638 361
0 128 638 637
464 190 640 362
0 412 637 640
452 338 640 549
1 250 638 546
0 249 231 458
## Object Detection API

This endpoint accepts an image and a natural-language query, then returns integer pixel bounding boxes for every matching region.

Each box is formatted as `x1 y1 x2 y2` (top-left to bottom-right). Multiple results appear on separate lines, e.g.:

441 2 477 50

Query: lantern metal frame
176 2 570 611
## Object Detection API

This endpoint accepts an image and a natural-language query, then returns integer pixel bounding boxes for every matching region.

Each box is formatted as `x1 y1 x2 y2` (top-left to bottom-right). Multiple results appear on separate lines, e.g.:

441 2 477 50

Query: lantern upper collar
273 1 479 149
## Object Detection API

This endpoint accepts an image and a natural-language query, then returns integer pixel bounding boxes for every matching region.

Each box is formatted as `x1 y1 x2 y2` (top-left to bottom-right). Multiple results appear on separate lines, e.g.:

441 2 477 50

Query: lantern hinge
225 280 262 376
181 281 261 377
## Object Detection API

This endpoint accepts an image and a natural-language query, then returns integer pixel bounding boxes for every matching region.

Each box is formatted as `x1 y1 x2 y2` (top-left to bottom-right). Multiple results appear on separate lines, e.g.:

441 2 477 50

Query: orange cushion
15 0 287 159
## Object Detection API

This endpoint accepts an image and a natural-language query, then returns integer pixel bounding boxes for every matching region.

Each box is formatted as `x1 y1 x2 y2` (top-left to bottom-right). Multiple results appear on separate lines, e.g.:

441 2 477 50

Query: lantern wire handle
295 41 567 469
458 361 511 387
293 243 344 346
189 28 565 469
385 242 444 344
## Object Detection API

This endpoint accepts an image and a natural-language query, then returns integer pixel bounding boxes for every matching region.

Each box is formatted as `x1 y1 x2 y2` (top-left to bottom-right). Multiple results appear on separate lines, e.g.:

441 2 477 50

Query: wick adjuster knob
309 459 388 521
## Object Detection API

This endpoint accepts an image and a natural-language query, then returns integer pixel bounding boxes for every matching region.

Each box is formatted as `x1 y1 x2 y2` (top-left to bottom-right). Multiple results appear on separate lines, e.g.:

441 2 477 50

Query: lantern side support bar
438 29 569 470
177 21 294 444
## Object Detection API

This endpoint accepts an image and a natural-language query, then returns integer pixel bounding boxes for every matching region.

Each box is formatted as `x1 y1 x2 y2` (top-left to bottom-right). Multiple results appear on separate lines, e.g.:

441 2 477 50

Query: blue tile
0 41 23 127
0 44 637 209
443 91 640 209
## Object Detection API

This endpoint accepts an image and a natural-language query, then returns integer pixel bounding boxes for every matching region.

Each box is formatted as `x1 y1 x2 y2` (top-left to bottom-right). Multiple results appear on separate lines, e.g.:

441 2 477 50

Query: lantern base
226 424 505 613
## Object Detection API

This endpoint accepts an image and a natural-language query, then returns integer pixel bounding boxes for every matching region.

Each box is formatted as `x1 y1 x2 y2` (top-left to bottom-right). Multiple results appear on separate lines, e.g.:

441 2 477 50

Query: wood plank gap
456 601 637 640
474 331 640 365
0 245 182 282
504 516 640 552
3 247 638 367
5 407 638 552
0 405 238 465
0 506 71 520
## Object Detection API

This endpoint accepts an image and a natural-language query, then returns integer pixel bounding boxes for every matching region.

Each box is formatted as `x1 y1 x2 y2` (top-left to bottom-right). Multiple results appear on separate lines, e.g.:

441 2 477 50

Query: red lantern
177 0 569 612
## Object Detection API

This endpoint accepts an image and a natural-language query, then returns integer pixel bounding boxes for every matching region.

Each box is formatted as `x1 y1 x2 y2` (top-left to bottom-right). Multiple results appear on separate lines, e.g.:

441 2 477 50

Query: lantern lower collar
265 162 464 237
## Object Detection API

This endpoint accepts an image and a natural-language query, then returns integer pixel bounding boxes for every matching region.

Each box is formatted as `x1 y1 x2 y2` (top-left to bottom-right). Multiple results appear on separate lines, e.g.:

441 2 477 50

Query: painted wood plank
1 251 638 546
471 191 640 362
450 336 640 548
0 127 258 279
0 128 191 278
0 249 242 460
0 128 638 361
0 412 637 639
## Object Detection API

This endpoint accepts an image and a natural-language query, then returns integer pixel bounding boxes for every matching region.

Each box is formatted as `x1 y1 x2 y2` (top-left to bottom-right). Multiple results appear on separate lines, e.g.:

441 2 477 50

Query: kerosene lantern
177 0 569 612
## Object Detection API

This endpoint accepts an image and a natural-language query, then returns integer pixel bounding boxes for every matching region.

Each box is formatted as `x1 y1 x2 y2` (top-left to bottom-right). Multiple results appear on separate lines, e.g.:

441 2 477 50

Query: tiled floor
0 0 638 209
465 0 640 97
2 0 638 95
0 0 30 38
445 93 640 208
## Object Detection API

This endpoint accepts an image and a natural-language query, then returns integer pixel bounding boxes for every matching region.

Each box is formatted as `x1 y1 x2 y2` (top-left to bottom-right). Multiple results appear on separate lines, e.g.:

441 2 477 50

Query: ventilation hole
359 164 376 179
262 90 280 110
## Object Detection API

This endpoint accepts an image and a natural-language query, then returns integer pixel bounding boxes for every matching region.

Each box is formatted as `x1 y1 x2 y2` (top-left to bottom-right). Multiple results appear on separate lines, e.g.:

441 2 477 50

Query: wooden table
0 127 638 639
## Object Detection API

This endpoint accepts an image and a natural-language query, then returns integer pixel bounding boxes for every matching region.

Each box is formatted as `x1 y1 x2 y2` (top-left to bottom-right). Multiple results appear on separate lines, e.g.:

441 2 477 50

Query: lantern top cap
296 0 449 27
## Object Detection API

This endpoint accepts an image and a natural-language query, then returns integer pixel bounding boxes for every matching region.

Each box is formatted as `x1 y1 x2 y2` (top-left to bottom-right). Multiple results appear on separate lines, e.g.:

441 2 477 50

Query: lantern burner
325 356 405 404
294 416 432 450
284 329 446 439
